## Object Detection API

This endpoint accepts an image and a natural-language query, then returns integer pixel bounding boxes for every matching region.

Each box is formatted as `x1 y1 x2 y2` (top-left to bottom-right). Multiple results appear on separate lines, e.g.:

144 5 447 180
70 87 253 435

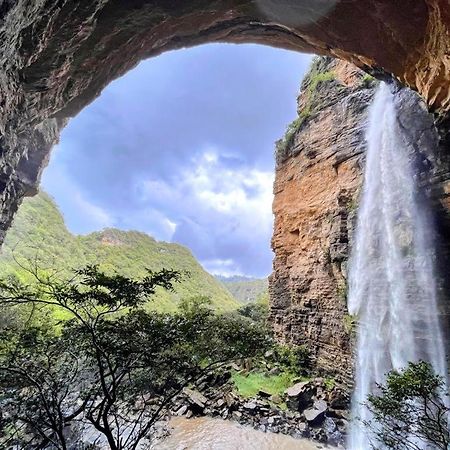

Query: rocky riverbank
168 369 349 447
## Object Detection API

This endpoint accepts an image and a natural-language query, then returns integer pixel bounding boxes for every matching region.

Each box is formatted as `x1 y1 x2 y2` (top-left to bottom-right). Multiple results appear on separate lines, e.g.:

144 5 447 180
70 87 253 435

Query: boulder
304 407 326 426
183 388 208 409
285 381 315 411
175 405 188 416
225 393 237 408
243 401 257 412
313 399 328 413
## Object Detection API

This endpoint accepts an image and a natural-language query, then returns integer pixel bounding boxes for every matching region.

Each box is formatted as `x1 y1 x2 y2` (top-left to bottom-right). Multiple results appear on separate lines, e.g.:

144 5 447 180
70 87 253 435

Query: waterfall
347 83 448 449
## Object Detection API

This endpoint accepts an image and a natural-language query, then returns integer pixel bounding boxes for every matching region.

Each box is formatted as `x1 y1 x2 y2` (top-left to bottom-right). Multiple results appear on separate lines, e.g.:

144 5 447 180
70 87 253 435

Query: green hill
0 192 239 312
217 275 269 304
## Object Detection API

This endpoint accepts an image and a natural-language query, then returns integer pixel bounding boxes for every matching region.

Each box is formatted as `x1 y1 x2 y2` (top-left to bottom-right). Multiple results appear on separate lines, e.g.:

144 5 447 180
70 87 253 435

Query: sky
42 44 312 278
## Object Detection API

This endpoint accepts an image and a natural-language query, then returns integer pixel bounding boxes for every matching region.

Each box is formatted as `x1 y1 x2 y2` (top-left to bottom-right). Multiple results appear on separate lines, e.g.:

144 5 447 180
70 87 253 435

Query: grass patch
231 371 297 399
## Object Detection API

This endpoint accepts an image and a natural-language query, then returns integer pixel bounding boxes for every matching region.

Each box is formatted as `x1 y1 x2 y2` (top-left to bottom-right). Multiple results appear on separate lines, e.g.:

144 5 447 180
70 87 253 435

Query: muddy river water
153 417 336 449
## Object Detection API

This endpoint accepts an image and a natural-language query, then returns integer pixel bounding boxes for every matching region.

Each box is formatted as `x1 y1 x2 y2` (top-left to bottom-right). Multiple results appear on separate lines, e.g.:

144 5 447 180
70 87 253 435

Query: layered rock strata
269 57 450 385
1 1 450 242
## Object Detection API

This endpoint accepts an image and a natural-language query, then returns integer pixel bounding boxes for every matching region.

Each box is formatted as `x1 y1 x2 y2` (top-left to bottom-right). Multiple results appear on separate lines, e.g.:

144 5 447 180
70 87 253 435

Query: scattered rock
183 388 207 409
285 381 315 411
258 390 272 399
243 401 257 411
175 405 188 416
328 388 349 409
304 407 326 426
232 410 242 420
168 367 348 447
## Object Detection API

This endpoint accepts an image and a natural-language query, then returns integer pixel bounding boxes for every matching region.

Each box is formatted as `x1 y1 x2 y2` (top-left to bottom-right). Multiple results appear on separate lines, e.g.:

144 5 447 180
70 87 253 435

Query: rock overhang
1 0 450 242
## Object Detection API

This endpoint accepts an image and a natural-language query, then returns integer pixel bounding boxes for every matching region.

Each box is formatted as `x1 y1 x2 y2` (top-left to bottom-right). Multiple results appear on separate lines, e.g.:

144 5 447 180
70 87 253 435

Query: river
152 417 334 449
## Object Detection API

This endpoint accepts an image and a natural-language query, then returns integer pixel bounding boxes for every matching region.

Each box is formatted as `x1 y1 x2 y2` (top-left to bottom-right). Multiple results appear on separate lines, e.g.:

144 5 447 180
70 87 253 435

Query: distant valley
217 275 269 304
0 192 241 312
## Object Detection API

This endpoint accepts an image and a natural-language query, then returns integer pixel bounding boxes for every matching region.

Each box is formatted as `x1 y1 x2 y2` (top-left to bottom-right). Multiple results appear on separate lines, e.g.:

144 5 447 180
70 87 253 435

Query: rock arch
1 0 450 240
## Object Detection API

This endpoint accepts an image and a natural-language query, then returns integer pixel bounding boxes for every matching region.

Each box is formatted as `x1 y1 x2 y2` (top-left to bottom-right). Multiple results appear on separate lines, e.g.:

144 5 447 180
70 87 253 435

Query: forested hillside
0 192 238 312
217 275 269 304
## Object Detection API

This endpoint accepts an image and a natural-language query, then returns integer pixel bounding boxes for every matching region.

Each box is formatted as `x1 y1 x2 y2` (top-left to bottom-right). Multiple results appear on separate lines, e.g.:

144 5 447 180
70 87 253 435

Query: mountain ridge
0 192 239 312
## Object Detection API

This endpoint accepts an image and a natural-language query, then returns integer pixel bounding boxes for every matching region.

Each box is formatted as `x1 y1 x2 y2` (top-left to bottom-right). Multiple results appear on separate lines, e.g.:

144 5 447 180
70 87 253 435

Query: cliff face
1 1 450 244
269 57 450 385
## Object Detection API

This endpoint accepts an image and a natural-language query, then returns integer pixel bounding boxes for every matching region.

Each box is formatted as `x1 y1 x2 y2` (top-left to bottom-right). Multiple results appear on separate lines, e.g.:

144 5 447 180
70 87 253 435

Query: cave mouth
2 0 449 249
33 43 313 280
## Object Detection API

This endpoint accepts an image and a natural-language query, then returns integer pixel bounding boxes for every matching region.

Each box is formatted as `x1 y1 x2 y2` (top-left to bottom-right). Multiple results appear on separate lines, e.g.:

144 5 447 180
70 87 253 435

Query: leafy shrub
270 344 312 376
237 302 268 325
364 361 449 449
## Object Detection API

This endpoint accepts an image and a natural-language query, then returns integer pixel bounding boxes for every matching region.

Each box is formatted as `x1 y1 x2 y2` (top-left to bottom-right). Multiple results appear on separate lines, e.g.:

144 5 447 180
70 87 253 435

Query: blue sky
42 44 312 277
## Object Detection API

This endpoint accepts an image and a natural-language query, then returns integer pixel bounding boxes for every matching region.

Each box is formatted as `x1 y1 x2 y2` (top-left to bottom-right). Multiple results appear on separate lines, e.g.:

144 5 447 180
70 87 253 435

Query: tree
363 361 450 450
237 303 268 325
0 265 269 449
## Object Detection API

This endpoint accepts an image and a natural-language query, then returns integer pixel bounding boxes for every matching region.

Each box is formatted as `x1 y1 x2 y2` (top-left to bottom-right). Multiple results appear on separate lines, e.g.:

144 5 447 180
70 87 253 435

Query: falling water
347 83 448 449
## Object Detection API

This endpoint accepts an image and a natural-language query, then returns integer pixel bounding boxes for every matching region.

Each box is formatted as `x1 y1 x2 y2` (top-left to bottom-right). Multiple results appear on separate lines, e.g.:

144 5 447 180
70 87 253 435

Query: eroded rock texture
269 57 450 385
1 1 450 242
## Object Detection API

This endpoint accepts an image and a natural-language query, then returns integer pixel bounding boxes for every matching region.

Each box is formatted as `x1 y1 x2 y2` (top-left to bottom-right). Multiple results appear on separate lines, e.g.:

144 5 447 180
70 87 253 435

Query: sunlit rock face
1 1 450 242
269 57 450 386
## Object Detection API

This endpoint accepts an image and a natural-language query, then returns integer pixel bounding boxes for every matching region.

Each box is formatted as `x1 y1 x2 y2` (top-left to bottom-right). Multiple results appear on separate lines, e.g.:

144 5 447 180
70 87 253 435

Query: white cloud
137 148 274 275
73 192 113 229
202 258 246 277
185 149 274 227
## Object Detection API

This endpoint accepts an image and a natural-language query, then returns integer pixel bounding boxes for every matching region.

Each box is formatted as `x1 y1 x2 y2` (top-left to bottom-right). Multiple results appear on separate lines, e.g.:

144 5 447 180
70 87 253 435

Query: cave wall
269 57 450 385
1 1 450 244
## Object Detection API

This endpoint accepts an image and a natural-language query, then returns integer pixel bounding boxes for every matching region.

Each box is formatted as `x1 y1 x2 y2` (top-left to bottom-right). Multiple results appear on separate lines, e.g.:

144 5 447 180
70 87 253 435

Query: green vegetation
268 344 311 377
276 59 337 157
218 276 268 304
298 70 336 126
338 281 348 302
0 266 268 449
347 196 359 212
275 117 304 156
0 192 238 312
232 371 296 399
324 378 336 391
364 361 449 449
343 313 357 335
237 302 269 324
361 73 376 88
